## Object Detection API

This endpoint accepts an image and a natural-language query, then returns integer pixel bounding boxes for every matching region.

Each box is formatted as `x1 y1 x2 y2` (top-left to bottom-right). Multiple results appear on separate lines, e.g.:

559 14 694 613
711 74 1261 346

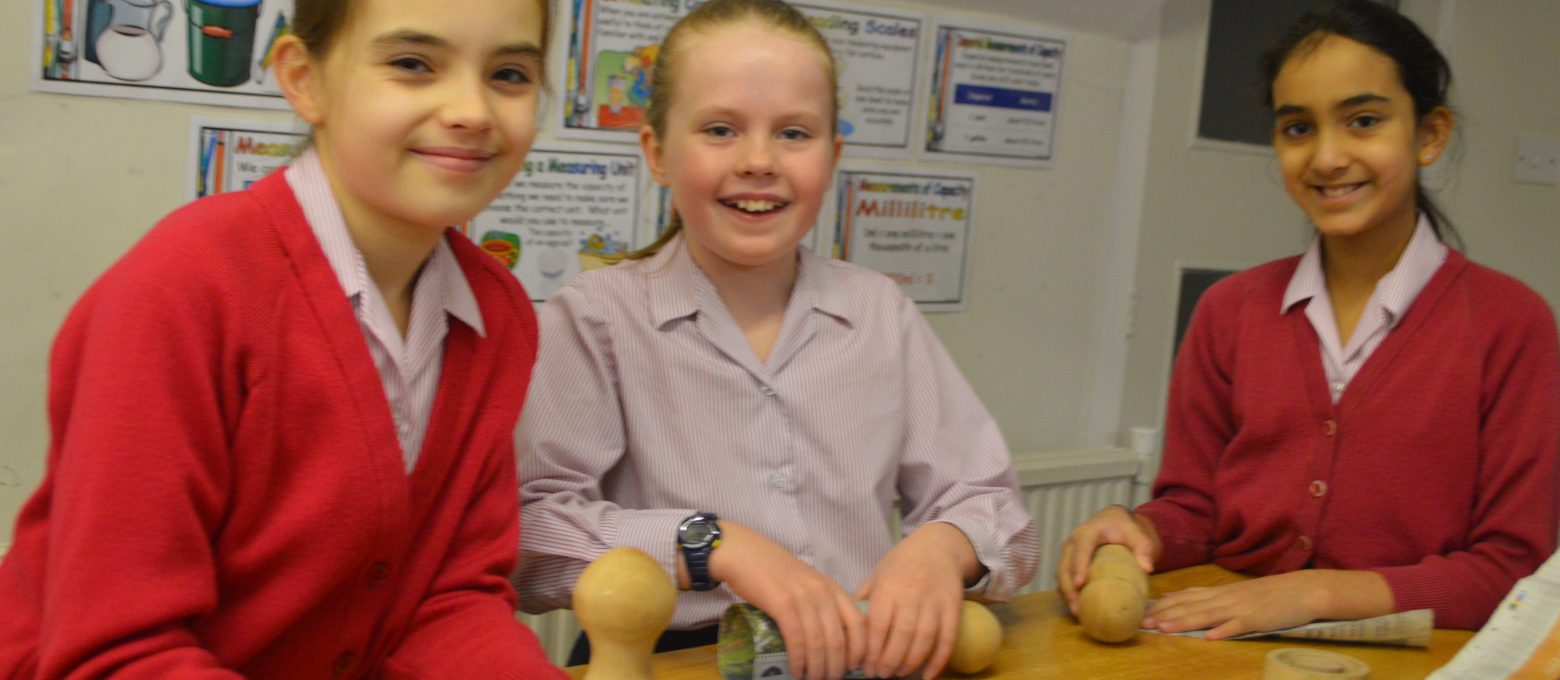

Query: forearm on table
702 520 762 590
1302 569 1395 622
897 480 1040 595
1133 501 1212 571
516 503 690 605
909 521 983 585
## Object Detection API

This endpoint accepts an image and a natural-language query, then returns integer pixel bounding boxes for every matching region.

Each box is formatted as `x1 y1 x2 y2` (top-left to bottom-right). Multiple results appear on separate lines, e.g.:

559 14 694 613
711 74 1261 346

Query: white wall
914 19 1133 452
0 1 1140 548
1431 0 1560 306
1117 0 1306 443
0 4 298 549
1115 0 1560 440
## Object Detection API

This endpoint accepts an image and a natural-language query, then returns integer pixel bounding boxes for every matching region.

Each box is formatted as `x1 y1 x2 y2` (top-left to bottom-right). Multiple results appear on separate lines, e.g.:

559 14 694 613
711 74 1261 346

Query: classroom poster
832 168 976 311
923 20 1066 166
652 184 673 244
792 1 922 155
471 143 646 301
188 118 304 199
184 130 645 301
556 0 680 142
35 0 293 109
556 0 924 153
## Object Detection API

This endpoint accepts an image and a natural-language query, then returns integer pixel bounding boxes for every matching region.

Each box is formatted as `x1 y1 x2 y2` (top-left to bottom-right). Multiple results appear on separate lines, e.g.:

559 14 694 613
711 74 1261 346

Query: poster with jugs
33 0 293 109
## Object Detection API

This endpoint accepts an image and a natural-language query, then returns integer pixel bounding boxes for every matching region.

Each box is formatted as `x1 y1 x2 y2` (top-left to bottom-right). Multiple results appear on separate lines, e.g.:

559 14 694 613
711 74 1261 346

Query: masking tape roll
1264 648 1370 680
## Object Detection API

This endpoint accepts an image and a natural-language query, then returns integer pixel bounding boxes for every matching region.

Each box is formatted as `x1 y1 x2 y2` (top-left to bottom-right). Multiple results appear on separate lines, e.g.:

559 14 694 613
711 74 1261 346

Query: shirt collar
286 147 485 336
1377 214 1448 326
800 251 851 322
646 233 852 329
1281 214 1448 326
428 237 486 336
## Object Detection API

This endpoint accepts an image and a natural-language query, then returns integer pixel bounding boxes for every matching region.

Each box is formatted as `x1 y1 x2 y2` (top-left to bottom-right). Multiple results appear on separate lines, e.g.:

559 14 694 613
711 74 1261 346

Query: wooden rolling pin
1077 544 1149 643
949 600 1003 674
572 547 677 680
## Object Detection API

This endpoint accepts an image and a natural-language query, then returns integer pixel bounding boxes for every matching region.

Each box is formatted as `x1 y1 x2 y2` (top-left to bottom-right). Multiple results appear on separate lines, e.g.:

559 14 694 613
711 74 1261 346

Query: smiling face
1270 34 1450 244
641 19 842 277
289 0 545 241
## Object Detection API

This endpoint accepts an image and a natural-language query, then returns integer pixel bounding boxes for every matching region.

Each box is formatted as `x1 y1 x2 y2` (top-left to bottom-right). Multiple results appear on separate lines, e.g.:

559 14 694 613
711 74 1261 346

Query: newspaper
1428 550 1560 679
1150 607 1435 647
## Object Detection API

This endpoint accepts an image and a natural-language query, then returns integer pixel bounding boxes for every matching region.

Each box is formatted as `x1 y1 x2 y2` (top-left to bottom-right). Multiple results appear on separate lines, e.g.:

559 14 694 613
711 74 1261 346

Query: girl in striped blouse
516 1 1038 679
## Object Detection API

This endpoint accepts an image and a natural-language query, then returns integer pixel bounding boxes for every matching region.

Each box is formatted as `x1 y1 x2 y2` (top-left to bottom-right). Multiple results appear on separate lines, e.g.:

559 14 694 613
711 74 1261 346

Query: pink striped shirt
285 149 485 472
1282 215 1448 403
514 235 1038 629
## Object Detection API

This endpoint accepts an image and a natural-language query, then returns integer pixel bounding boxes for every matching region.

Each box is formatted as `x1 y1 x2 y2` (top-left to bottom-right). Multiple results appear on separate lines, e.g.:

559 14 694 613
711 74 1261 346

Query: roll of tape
1264 648 1370 680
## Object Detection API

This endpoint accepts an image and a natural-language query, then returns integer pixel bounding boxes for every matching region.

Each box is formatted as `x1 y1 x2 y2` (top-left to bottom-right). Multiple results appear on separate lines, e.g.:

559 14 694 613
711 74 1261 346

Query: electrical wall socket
1515 136 1560 186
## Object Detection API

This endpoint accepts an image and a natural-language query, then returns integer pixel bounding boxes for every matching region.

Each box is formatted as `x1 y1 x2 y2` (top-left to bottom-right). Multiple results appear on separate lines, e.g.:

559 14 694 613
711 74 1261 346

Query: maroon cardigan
1138 250 1560 630
0 171 563 679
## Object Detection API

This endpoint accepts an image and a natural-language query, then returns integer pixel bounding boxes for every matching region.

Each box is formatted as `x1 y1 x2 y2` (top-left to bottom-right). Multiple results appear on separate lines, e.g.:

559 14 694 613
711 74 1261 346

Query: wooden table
567 564 1472 678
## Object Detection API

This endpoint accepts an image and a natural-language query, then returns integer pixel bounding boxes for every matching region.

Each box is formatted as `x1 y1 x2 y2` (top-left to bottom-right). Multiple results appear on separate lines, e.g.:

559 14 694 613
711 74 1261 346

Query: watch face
682 523 711 545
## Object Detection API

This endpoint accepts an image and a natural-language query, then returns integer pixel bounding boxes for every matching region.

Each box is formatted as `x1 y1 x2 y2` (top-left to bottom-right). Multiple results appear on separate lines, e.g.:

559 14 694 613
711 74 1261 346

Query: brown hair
286 0 554 151
290 0 553 72
621 0 838 261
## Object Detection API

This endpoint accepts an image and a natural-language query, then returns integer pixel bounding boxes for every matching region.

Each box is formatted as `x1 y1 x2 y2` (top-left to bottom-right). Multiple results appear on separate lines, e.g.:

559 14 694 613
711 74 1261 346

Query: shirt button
332 651 357 675
1330 380 1345 396
760 385 777 397
1309 480 1328 498
1323 419 1337 436
367 561 391 587
769 472 786 490
1297 535 1313 552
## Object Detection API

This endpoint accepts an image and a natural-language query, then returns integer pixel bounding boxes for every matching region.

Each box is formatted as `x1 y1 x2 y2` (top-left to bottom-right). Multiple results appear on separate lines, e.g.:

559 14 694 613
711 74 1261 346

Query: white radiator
518 446 1153 666
519 609 581 667
1010 448 1145 595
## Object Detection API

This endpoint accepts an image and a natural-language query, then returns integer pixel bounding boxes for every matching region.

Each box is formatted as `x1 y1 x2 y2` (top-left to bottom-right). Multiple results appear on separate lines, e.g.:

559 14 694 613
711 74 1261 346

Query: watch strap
685 544 717 591
679 512 722 592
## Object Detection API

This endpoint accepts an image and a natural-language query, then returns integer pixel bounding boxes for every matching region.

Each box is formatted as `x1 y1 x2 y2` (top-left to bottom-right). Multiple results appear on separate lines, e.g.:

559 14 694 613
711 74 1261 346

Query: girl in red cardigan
1058 0 1559 636
0 0 565 677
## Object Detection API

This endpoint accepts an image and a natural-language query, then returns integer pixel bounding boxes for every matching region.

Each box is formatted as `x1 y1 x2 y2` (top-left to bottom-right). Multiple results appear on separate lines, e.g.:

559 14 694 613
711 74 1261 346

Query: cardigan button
332 651 357 675
1297 535 1313 552
1323 419 1337 436
367 561 391 587
1309 480 1328 498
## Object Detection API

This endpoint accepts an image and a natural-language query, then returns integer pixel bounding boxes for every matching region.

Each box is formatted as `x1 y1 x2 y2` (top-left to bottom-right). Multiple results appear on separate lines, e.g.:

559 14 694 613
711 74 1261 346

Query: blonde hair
620 0 838 261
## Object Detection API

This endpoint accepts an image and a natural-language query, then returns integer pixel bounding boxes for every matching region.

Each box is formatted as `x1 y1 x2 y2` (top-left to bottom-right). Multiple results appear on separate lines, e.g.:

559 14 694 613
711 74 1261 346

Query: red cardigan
1137 250 1560 630
0 172 564 679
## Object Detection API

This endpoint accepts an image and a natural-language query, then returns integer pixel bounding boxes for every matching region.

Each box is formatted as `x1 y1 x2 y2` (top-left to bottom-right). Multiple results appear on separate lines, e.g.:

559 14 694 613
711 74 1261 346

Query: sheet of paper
1428 550 1560 679
1148 607 1434 647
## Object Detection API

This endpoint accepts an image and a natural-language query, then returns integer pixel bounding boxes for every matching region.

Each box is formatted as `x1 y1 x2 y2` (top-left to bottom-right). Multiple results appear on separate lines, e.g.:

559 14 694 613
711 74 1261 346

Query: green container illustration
186 0 261 87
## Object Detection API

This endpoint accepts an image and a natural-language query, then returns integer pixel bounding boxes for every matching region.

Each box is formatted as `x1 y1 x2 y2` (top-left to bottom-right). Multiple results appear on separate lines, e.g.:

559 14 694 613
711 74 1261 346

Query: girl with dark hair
1056 0 1557 637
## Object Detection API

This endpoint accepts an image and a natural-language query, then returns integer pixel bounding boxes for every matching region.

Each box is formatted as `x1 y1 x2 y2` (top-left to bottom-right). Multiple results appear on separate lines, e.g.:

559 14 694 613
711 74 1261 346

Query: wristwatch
677 512 723 591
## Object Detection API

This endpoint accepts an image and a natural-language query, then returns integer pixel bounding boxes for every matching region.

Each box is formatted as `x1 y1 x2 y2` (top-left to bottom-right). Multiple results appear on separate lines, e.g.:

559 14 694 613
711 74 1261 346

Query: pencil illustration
254 12 288 85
